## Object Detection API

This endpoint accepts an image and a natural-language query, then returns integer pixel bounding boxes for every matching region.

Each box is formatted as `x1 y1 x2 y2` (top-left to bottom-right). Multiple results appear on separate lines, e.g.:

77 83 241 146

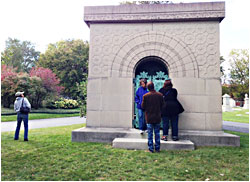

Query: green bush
1 65 62 109
43 99 56 109
45 98 79 109
76 80 87 117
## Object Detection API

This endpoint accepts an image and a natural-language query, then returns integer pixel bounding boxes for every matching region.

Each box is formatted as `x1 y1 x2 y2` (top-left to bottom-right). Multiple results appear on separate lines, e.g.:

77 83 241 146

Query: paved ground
1 116 86 132
222 121 249 133
1 117 248 133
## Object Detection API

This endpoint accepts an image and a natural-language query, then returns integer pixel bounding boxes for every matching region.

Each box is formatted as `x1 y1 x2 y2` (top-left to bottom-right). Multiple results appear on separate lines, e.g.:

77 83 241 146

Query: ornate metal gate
133 71 169 128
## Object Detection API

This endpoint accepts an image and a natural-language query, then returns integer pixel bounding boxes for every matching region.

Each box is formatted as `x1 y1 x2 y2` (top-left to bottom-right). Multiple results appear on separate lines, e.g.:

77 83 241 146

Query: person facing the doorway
135 78 148 134
142 81 163 153
159 79 184 141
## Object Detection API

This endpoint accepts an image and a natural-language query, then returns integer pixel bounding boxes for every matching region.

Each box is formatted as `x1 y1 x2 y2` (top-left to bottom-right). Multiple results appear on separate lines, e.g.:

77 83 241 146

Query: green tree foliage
222 84 234 98
76 80 87 117
229 49 249 100
1 65 18 108
38 39 89 99
29 67 63 95
1 65 62 109
14 73 47 109
1 72 46 109
28 76 47 109
220 56 227 84
1 38 40 73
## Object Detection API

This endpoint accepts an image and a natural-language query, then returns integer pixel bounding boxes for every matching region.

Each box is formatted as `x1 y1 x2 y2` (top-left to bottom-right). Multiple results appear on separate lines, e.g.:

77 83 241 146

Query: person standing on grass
14 91 31 141
142 81 163 153
135 78 148 134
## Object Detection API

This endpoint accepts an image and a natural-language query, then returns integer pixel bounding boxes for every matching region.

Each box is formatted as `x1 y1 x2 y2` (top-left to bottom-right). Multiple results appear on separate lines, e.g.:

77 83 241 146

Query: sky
0 0 249 64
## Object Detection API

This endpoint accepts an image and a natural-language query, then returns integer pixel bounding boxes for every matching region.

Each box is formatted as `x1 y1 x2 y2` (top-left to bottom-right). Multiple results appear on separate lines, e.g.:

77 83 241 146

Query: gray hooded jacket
14 97 31 113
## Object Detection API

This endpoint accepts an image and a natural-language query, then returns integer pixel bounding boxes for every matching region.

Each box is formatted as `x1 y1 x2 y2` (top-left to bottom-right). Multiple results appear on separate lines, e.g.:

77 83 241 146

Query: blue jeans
162 115 179 138
138 109 147 131
14 113 29 140
147 123 161 152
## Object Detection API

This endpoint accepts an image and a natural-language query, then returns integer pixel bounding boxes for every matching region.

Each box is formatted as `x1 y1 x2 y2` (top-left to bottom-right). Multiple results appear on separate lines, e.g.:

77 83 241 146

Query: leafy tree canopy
1 38 40 73
30 67 63 95
1 65 62 108
229 49 249 100
220 56 226 84
37 39 89 99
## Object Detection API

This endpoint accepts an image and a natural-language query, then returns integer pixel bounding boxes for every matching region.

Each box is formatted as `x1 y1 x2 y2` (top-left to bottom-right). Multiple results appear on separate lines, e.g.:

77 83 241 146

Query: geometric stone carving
89 21 221 79
111 31 199 78
84 2 225 132
72 2 241 147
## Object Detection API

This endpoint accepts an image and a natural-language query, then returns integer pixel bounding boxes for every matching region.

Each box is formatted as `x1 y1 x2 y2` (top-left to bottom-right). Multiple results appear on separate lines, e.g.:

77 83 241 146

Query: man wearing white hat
14 91 31 141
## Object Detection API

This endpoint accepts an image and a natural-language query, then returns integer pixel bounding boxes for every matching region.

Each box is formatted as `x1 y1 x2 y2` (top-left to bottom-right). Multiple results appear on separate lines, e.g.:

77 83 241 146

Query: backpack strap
164 90 171 97
21 98 24 107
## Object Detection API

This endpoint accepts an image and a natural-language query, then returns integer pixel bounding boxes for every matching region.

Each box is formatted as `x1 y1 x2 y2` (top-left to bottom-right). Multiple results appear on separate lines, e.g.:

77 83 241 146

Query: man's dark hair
147 81 154 91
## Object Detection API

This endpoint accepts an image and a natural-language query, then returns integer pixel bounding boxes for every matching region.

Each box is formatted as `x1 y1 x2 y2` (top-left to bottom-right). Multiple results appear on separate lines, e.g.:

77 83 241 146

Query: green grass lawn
1 124 249 181
223 109 249 123
1 107 80 114
1 113 80 122
1 107 80 122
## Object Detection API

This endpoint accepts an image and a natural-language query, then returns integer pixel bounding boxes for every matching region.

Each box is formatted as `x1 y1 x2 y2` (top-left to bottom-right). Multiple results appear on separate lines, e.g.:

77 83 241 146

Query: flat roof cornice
84 2 225 27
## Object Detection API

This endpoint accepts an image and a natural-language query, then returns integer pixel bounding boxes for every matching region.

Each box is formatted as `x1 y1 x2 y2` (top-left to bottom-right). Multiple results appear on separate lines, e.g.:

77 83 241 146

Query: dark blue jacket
135 86 148 109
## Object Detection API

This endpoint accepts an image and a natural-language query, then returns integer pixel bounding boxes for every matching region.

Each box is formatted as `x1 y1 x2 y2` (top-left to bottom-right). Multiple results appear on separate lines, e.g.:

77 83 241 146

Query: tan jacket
141 90 163 124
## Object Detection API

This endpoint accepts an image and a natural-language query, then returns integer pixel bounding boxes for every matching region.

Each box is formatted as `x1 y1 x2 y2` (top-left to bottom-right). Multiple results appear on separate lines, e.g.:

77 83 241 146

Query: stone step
112 138 195 150
72 127 240 146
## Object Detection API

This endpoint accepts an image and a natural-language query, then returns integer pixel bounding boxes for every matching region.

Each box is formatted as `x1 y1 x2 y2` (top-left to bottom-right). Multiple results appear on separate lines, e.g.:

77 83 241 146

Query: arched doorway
133 56 169 128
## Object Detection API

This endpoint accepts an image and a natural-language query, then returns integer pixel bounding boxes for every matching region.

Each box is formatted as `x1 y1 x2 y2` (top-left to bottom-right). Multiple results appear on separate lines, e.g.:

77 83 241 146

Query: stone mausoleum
72 2 240 148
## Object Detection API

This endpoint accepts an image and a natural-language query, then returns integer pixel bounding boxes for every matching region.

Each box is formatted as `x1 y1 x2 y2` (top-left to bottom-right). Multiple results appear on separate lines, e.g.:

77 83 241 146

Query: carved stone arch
110 31 199 78
133 55 169 79
126 45 182 78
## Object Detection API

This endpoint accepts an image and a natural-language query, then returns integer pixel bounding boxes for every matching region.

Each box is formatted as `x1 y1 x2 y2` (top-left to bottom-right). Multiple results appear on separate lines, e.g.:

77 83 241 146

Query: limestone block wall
87 21 222 131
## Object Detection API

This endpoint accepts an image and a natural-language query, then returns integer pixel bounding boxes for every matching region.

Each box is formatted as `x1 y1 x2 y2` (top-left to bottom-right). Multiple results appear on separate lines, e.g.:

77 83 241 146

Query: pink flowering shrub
1 65 17 81
1 65 63 108
29 67 64 95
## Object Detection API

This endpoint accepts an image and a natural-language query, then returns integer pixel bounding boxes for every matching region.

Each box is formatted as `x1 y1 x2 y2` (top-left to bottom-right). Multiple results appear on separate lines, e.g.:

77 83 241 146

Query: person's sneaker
172 137 179 141
146 149 154 153
24 139 28 141
155 150 160 153
140 130 144 135
161 136 168 141
14 138 18 140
